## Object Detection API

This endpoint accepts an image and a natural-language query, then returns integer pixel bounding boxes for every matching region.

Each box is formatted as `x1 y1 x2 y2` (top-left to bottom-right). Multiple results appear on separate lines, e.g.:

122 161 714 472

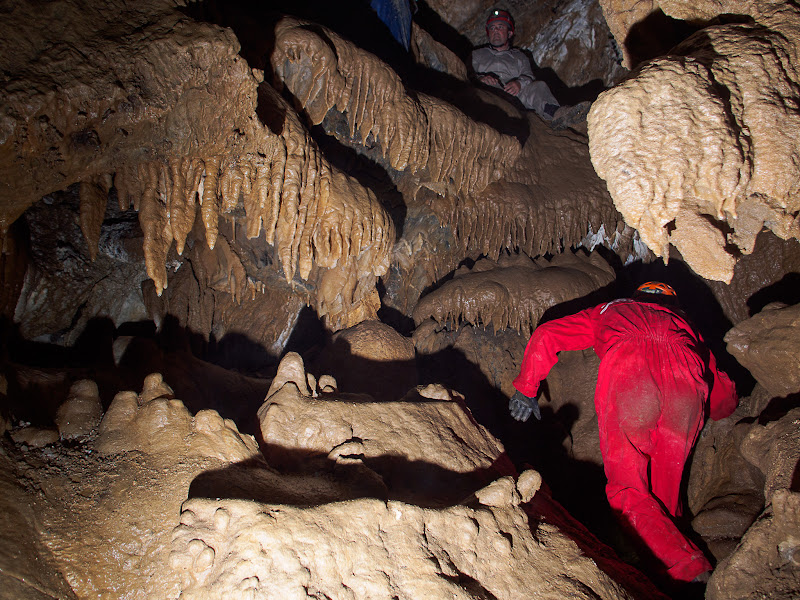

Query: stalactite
78 174 112 262
272 18 520 198
115 107 391 326
138 162 171 296
200 156 221 251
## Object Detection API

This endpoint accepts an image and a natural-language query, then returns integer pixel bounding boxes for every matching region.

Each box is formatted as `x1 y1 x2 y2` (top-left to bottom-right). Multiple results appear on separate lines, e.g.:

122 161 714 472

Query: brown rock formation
1 0 394 331
311 320 417 402
413 250 614 336
590 0 800 282
725 302 800 398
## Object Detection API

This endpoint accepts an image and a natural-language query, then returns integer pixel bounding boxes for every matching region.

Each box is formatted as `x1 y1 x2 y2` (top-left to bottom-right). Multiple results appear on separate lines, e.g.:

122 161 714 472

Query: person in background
471 8 590 127
509 281 738 586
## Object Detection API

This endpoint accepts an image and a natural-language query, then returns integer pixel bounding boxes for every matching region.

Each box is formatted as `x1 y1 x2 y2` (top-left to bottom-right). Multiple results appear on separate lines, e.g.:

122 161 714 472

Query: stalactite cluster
1 1 396 333
272 17 520 199
412 250 615 336
111 95 393 329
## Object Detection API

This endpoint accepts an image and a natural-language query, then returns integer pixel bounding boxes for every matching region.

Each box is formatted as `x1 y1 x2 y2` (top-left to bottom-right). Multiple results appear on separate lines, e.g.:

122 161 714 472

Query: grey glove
509 390 541 422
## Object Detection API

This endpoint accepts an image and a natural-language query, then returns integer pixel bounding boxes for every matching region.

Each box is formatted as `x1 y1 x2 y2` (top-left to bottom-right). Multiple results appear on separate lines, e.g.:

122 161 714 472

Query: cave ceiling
0 0 798 347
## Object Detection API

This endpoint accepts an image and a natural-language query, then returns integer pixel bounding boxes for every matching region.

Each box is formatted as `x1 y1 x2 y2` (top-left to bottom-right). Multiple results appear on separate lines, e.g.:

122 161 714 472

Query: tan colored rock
171 485 640 600
97 376 259 461
54 379 103 440
259 353 504 505
589 1 800 282
687 409 765 561
708 489 800 600
725 303 800 397
10 426 60 448
413 250 615 336
312 320 417 401
1 0 394 332
0 453 79 600
740 408 800 503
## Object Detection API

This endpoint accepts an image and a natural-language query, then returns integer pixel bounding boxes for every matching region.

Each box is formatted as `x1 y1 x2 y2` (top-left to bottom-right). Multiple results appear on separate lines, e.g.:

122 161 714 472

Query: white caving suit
471 46 559 119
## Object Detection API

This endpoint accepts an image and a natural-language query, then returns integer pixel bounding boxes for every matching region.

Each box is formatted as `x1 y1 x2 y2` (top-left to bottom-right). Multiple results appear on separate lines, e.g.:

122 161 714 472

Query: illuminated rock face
412 250 614 336
590 0 800 282
1 0 394 332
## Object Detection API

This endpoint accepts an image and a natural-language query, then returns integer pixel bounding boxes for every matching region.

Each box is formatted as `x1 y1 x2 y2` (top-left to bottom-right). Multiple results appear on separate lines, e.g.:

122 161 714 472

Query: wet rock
740 408 800 504
708 489 800 600
590 1 800 282
10 426 60 448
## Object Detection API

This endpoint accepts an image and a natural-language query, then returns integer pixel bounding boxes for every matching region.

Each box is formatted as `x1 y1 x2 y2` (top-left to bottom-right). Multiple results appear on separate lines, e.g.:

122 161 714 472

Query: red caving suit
513 298 738 582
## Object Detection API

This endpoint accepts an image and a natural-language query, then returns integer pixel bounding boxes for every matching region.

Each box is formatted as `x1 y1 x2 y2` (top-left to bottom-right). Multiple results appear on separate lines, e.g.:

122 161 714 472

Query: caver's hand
503 78 521 96
478 73 501 87
508 390 541 422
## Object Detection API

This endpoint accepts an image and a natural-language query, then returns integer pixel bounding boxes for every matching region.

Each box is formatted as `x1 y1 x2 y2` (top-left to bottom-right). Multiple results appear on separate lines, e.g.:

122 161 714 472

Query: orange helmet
486 9 514 35
636 281 677 297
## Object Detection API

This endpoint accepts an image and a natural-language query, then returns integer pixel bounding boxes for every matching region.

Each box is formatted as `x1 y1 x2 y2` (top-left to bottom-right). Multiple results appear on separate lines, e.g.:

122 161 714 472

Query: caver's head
486 9 514 51
633 281 679 308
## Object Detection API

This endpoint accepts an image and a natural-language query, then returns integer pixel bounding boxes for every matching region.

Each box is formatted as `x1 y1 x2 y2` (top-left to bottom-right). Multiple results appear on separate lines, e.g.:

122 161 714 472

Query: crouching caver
510 282 738 584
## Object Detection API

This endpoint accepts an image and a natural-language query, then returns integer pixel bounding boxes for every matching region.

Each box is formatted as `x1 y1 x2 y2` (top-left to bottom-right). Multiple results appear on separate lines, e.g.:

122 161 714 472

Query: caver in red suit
511 283 738 583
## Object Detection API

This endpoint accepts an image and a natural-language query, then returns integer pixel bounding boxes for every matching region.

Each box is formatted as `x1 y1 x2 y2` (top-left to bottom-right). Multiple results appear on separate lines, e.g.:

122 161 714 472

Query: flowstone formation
590 0 800 282
1 0 394 332
271 17 622 313
413 250 615 336
412 250 613 396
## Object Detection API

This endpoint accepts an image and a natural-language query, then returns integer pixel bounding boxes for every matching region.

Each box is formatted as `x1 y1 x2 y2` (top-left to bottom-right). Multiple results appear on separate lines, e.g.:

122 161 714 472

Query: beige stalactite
272 17 520 198
138 162 171 296
200 156 221 251
78 174 112 262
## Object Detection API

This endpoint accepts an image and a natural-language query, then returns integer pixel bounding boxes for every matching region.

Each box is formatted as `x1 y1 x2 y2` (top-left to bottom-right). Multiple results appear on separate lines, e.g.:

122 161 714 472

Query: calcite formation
708 489 800 600
590 0 800 282
273 16 621 302
22 375 262 600
311 320 417 402
272 17 521 199
413 250 615 336
258 353 504 505
55 379 103 440
171 482 636 600
1 0 394 331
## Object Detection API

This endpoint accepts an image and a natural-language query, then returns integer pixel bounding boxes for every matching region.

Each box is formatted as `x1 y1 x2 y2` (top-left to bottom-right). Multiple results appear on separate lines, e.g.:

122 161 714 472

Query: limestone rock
413 250 615 337
55 379 103 439
259 353 505 506
725 303 800 398
10 426 60 448
589 1 800 282
740 408 800 503
312 320 417 402
170 486 641 600
687 410 765 561
97 375 259 461
708 489 800 600
0 453 79 600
